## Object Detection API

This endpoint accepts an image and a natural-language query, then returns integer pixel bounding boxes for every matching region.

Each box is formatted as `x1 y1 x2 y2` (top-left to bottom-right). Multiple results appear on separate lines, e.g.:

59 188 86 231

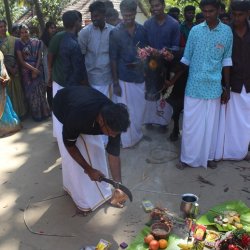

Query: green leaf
197 200 250 232
127 226 183 250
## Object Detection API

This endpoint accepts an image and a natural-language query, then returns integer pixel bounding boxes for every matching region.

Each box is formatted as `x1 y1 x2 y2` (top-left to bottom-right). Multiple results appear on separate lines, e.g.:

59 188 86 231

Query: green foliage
40 0 69 23
0 0 69 25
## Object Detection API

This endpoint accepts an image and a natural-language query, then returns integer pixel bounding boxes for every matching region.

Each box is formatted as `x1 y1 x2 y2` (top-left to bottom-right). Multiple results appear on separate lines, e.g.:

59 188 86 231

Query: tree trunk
33 0 45 31
3 0 12 32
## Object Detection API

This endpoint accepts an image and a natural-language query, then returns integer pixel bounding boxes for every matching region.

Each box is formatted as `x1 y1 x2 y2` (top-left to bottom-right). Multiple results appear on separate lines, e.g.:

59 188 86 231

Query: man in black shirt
53 86 130 211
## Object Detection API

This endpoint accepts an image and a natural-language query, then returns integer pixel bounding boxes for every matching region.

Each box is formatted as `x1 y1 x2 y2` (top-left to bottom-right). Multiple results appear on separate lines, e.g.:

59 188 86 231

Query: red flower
241 234 250 247
228 245 239 250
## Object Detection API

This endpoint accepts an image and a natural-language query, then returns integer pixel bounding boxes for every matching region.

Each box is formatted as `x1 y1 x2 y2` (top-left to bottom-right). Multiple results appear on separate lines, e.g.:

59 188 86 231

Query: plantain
177 243 194 250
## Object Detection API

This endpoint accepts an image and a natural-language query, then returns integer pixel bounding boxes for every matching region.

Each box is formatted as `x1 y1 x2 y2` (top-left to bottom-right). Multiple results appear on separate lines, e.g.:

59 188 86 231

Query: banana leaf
196 200 250 232
127 226 183 250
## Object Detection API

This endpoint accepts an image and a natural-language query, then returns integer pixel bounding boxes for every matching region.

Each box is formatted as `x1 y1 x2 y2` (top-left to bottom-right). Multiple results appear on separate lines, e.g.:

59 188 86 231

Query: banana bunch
178 241 204 250
177 243 193 250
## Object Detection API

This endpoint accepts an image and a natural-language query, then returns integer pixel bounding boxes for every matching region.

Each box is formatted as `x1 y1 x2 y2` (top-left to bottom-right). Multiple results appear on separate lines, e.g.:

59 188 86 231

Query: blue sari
0 51 21 137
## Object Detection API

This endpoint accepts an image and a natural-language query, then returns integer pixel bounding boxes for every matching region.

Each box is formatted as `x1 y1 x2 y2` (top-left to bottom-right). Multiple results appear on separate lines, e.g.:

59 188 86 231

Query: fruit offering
144 233 168 249
178 241 204 250
214 211 243 230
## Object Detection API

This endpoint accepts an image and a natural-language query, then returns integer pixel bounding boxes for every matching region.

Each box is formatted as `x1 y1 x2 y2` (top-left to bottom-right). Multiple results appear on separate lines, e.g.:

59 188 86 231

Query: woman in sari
0 20 27 118
0 51 21 137
16 24 50 122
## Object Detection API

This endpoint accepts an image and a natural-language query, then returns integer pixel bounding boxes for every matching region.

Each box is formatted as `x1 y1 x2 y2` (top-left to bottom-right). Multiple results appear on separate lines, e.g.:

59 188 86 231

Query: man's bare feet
110 189 128 208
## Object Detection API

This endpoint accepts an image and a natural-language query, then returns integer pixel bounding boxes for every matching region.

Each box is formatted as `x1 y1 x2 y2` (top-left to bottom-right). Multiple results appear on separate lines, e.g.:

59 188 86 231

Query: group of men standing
49 0 250 213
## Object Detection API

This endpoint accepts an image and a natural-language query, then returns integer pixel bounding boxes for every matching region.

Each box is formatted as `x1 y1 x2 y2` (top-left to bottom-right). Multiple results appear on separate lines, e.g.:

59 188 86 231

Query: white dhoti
215 87 250 160
181 96 220 168
115 80 146 148
57 121 112 211
143 99 173 125
52 81 63 138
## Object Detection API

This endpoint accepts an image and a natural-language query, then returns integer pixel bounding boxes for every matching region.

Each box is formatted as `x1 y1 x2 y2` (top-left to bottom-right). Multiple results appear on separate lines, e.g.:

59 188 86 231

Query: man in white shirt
78 1 114 98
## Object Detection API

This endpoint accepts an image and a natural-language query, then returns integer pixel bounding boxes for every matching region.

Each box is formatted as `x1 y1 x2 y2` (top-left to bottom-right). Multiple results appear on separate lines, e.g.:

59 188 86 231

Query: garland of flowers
215 229 250 250
137 46 174 61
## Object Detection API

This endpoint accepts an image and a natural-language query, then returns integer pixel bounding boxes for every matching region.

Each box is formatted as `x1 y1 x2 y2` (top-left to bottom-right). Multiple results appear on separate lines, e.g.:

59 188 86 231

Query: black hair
0 20 7 26
148 0 165 5
11 23 20 34
40 21 56 47
19 24 29 31
230 0 250 11
104 1 114 9
219 13 230 19
199 0 221 9
220 2 226 10
62 10 79 29
184 5 196 12
89 1 106 14
196 12 204 19
169 7 180 13
101 103 130 132
74 10 82 22
106 8 119 19
120 0 137 13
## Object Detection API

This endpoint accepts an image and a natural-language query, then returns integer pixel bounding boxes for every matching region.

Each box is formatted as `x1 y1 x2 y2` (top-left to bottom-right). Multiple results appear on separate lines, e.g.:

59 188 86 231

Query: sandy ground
0 117 249 250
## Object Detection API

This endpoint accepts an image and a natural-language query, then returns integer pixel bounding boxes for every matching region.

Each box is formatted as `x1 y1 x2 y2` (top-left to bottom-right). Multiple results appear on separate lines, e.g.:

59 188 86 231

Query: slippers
207 161 217 169
176 162 190 170
73 208 92 217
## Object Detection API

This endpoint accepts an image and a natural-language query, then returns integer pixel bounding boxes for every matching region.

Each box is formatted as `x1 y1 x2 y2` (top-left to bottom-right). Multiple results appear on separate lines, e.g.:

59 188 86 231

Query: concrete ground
0 118 249 250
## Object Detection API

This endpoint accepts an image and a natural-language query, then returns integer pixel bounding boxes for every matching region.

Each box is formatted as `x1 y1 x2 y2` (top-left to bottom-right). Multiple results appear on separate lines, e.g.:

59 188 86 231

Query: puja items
177 241 205 250
193 225 206 241
150 207 174 229
215 229 250 250
204 230 221 248
95 239 111 250
142 200 154 212
213 210 243 230
151 222 171 239
180 194 199 218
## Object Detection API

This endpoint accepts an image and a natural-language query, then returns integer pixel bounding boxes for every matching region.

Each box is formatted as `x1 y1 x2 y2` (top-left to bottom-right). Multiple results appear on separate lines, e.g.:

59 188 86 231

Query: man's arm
221 28 233 104
107 154 121 183
221 66 231 104
106 135 122 182
171 22 181 51
47 53 54 87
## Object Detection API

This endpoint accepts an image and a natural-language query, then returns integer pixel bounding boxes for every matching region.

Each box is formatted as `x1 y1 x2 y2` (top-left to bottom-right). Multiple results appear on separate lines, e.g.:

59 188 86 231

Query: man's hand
85 168 105 182
164 79 174 89
0 76 9 87
221 87 230 104
113 83 122 97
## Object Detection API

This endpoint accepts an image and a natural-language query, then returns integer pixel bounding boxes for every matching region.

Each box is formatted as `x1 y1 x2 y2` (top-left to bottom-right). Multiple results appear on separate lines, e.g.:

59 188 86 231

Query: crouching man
53 86 130 214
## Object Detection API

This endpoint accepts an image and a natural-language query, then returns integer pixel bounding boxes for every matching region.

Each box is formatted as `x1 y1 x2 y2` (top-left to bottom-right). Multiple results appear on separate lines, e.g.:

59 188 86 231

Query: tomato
144 234 155 244
149 240 160 250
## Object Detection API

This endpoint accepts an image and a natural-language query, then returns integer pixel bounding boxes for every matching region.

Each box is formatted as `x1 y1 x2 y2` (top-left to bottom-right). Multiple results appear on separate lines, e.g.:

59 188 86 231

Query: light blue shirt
181 21 233 99
78 23 114 86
